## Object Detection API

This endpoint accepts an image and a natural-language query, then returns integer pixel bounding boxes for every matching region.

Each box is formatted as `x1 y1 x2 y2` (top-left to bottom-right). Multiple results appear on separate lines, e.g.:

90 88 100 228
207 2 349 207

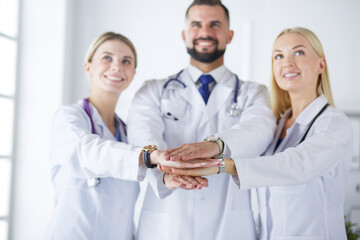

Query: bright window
0 0 19 238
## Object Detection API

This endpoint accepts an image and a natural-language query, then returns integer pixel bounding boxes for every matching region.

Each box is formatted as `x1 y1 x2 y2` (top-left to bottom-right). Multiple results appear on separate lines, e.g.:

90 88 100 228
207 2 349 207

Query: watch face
143 145 156 151
206 135 218 141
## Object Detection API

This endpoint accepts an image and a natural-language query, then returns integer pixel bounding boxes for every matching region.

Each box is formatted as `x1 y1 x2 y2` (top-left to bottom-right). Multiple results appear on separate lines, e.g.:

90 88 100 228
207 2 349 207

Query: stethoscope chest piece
226 103 241 117
87 178 100 187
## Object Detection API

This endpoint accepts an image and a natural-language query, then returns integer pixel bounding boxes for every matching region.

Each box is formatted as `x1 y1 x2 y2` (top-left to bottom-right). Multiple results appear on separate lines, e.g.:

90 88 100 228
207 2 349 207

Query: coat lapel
199 70 235 127
178 69 206 113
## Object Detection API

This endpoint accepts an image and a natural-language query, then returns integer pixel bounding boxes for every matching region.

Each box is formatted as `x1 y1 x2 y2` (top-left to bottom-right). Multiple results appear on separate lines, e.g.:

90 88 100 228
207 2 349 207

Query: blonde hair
270 27 334 119
85 32 137 68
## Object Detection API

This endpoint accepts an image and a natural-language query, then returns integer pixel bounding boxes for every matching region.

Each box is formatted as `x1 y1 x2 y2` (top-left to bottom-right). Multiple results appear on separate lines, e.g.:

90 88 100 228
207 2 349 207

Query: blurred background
0 0 359 239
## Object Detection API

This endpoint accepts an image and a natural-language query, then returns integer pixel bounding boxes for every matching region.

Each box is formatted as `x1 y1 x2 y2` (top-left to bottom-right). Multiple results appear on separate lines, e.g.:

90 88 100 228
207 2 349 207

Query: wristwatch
204 135 224 156
142 145 157 168
217 156 225 174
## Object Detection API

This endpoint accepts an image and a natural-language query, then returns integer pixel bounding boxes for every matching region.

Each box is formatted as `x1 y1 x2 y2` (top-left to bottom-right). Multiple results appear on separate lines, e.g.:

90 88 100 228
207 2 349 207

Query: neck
190 56 224 73
289 92 318 119
88 89 119 131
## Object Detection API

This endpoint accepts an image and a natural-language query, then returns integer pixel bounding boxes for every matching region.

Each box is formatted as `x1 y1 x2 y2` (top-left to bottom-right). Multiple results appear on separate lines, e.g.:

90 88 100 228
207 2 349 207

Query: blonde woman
165 27 353 239
44 32 212 239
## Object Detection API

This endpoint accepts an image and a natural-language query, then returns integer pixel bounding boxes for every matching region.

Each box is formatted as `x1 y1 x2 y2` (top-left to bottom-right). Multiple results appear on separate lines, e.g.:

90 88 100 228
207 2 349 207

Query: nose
111 60 122 72
283 55 295 67
198 25 212 38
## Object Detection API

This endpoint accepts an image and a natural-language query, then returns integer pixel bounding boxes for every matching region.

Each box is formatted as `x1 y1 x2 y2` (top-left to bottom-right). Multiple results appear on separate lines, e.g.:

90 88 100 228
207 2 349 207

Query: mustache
193 37 218 45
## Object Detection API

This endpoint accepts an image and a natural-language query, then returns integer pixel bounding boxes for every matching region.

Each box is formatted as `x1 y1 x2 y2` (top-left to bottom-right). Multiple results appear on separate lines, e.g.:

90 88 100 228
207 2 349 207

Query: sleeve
127 80 173 198
234 110 353 189
50 105 144 181
218 83 277 159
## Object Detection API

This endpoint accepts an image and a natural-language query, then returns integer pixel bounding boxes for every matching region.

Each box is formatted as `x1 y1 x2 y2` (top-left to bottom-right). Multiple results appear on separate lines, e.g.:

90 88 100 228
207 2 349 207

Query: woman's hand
163 173 208 190
167 166 219 177
152 150 221 169
159 158 238 177
165 141 219 161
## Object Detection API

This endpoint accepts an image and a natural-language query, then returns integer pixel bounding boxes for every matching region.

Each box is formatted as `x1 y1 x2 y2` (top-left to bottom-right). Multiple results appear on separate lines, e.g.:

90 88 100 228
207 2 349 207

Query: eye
274 54 283 60
191 22 201 28
103 56 112 61
211 22 221 28
122 59 132 65
295 50 304 56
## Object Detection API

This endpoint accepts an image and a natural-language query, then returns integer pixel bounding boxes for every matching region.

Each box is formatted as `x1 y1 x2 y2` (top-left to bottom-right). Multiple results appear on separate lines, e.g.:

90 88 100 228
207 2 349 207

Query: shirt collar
187 64 227 83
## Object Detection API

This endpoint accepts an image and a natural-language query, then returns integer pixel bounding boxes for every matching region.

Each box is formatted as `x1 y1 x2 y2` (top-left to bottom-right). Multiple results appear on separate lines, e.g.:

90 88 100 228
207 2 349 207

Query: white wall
10 0 360 239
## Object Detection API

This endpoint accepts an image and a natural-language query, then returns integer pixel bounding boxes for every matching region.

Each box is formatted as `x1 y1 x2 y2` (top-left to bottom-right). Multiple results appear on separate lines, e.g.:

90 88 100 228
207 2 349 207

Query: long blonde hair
270 27 334 119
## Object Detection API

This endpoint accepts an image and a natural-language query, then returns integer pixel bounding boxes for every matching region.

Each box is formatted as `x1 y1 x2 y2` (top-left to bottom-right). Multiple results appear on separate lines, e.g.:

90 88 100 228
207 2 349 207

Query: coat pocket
161 99 188 121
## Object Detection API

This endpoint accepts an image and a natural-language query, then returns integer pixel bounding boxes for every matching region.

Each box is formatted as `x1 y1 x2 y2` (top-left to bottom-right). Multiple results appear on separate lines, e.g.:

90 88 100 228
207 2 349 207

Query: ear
85 61 92 77
227 30 234 44
85 61 90 73
317 57 326 74
181 30 186 43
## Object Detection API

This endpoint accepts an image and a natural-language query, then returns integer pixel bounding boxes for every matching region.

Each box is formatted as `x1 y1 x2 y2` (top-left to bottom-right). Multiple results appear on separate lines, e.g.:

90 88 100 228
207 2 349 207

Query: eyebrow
100 52 133 60
100 51 114 55
190 20 223 25
292 44 306 49
273 44 307 53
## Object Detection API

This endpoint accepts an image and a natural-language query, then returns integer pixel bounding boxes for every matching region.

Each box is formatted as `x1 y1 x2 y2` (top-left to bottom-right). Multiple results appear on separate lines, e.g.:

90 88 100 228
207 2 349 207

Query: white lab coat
127 65 276 240
234 96 352 240
44 100 146 240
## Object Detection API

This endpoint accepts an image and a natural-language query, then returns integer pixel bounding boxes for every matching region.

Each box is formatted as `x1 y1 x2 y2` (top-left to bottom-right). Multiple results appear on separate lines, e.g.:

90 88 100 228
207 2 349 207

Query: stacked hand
154 141 222 190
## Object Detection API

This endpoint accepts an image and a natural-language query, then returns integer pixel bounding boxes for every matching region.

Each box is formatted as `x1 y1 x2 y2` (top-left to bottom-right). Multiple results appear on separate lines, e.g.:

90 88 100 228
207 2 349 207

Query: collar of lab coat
270 95 329 154
175 66 236 127
284 95 329 126
187 64 227 83
77 99 124 141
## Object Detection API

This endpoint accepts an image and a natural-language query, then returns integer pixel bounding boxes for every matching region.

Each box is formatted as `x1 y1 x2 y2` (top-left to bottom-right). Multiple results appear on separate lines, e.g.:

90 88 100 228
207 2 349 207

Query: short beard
187 47 225 63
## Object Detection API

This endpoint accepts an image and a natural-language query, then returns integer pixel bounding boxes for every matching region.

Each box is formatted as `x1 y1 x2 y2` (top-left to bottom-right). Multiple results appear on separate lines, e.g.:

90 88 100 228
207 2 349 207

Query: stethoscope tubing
160 70 241 118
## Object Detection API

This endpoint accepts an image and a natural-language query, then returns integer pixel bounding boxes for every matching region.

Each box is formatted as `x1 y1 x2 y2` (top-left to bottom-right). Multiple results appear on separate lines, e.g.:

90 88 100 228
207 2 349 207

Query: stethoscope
160 70 242 119
83 98 125 187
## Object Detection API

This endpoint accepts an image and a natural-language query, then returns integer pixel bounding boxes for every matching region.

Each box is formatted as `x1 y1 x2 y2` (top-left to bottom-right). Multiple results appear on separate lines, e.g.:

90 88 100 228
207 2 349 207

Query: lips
194 37 218 47
104 74 124 82
283 72 300 79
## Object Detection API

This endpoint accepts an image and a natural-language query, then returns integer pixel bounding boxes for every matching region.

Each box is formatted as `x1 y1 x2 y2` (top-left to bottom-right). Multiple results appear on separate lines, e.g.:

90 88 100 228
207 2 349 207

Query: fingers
158 165 172 173
163 174 208 190
171 167 219 176
166 142 219 161
160 158 221 169
194 176 208 187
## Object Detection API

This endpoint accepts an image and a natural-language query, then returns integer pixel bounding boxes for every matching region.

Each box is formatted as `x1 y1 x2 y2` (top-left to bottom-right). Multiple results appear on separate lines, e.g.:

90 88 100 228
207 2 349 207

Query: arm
50 105 144 181
165 83 276 161
164 158 238 176
234 110 353 189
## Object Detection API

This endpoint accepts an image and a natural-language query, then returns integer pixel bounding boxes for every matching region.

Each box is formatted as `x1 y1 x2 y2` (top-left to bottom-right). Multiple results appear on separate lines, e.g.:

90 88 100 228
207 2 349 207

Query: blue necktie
199 74 215 104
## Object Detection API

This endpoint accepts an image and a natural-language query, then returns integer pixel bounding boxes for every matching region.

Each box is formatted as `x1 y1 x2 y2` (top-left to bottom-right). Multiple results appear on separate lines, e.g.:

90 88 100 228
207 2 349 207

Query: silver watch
217 157 225 174
204 135 224 156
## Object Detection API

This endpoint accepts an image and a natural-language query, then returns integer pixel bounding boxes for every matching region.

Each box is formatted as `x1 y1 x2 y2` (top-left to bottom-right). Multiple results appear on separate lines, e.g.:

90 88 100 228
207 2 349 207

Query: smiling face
85 39 136 95
182 5 233 65
272 32 325 98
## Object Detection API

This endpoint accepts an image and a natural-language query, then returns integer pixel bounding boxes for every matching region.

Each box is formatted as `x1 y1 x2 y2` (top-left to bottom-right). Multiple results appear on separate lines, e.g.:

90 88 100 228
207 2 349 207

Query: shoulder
53 102 89 127
316 106 352 140
240 80 268 93
135 72 184 96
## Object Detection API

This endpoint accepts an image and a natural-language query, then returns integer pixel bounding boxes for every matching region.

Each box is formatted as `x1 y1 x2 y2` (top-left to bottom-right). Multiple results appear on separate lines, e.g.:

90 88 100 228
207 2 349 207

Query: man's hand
165 141 219 161
163 173 208 190
152 150 221 168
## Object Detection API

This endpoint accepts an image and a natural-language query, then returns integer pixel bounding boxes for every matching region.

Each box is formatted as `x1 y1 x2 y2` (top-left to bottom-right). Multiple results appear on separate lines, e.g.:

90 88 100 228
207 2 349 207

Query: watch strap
217 156 225 174
143 145 157 168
